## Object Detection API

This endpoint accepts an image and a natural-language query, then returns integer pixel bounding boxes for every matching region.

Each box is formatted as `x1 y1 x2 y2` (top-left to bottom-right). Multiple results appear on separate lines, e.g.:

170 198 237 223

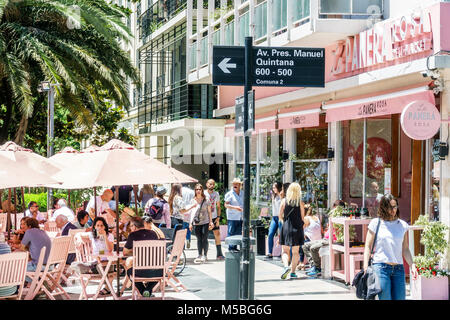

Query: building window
292 115 328 208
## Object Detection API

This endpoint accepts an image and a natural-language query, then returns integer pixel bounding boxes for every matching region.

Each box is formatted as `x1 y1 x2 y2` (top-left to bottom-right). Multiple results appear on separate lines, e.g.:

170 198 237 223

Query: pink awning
278 104 321 129
324 86 435 122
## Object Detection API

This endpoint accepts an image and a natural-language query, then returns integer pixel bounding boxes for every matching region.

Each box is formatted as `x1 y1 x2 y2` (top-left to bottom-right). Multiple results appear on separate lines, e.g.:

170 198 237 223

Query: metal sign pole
241 36 253 300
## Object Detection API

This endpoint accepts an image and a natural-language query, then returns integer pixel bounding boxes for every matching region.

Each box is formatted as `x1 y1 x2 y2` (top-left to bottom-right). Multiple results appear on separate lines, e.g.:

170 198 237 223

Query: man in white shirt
85 189 116 225
51 199 75 222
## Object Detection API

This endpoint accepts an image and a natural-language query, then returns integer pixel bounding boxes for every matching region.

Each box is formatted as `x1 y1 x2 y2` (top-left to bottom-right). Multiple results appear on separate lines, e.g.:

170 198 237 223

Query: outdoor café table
92 252 125 300
328 217 371 284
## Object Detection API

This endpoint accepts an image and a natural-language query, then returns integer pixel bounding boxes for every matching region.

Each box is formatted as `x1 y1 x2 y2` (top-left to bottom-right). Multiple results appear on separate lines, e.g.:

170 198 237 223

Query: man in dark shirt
123 217 162 297
111 185 133 206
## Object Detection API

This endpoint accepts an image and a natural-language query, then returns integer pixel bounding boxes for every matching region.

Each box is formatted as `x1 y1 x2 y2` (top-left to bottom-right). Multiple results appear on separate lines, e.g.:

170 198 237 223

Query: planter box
265 235 282 257
410 275 449 300
219 225 228 241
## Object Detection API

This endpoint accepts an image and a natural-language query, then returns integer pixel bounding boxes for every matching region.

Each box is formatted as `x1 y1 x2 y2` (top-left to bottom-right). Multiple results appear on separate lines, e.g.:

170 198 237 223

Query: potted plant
410 215 449 300
327 204 357 245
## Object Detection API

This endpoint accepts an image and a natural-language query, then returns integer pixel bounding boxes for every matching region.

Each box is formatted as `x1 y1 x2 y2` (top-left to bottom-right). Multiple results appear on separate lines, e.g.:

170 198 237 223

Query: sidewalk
60 237 412 300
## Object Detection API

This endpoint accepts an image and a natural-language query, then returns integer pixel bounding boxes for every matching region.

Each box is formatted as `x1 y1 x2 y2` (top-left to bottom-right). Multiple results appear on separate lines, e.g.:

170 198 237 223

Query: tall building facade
187 0 450 265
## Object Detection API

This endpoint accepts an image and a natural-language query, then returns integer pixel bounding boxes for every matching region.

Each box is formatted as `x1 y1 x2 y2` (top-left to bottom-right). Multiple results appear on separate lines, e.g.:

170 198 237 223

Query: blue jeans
227 220 243 251
267 216 282 255
372 263 406 300
182 222 191 241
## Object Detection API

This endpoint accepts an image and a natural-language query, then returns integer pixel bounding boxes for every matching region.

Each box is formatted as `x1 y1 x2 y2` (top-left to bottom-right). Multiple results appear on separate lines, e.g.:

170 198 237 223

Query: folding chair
60 229 86 285
73 232 115 300
154 229 187 293
0 213 7 232
131 240 166 300
24 236 72 300
0 251 28 300
44 221 59 232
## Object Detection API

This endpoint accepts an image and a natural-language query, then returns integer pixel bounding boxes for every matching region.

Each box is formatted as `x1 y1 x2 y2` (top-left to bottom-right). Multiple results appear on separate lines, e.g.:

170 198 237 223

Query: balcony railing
200 36 208 66
189 41 197 71
319 0 383 18
138 0 187 41
223 21 234 45
254 1 267 40
189 0 384 75
239 11 250 46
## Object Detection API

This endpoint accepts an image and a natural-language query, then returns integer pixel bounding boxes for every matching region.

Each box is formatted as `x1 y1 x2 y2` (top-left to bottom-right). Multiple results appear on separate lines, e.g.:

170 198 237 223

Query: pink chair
44 221 59 232
73 232 115 300
24 236 72 300
131 240 167 300
0 213 7 232
153 229 187 293
0 251 28 300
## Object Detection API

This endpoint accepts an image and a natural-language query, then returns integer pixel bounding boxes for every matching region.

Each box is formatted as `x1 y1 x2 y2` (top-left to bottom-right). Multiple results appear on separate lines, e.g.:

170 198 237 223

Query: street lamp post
37 81 56 211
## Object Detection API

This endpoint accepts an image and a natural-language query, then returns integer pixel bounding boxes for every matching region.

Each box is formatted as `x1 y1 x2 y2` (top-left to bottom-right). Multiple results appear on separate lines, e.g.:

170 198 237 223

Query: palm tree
0 0 139 144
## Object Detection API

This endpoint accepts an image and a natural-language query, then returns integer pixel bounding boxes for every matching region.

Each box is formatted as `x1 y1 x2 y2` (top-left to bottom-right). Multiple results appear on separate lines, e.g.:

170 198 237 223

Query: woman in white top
266 182 283 259
90 216 114 256
303 205 322 241
363 194 418 300
298 204 322 270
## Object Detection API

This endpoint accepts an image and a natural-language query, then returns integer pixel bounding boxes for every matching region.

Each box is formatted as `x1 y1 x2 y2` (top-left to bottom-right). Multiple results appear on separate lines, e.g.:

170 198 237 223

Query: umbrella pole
134 187 138 215
7 189 11 240
21 187 26 214
68 189 71 211
13 188 17 231
115 186 120 297
94 187 97 218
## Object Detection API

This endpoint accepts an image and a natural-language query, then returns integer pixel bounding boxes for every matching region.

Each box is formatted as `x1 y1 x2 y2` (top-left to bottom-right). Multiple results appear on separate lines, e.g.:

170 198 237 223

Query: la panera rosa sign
401 100 440 140
331 10 433 76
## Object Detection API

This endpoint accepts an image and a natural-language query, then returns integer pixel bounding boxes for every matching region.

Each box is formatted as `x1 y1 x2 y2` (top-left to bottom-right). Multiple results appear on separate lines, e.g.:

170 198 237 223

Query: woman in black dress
279 182 305 280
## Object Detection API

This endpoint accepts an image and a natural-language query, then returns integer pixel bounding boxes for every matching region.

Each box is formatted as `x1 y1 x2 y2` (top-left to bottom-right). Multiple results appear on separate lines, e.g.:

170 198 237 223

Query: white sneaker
194 256 203 264
201 255 207 262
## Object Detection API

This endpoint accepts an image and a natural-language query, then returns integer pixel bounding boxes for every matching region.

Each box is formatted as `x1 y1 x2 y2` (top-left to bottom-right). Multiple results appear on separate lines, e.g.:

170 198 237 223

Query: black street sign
213 46 325 87
235 90 255 133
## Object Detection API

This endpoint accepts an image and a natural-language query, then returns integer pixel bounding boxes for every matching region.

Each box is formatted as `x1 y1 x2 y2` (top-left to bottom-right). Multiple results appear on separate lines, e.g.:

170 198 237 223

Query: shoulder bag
193 198 206 224
352 218 382 300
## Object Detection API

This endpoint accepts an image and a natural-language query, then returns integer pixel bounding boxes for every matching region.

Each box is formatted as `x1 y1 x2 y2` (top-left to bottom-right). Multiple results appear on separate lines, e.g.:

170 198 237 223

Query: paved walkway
58 237 412 300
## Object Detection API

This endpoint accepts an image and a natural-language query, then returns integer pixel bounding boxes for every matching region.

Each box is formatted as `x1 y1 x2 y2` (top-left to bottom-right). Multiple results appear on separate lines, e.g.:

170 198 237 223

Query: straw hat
122 207 136 217
231 178 243 185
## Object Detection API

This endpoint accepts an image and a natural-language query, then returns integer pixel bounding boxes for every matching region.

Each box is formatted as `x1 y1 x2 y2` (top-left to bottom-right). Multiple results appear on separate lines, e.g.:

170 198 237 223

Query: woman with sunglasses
189 184 213 264
363 194 417 300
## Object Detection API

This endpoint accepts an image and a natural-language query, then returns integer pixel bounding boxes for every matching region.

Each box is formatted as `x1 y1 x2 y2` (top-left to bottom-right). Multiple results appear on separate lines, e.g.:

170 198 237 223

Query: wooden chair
131 240 167 300
24 236 72 300
60 229 86 284
72 232 115 300
44 221 59 232
155 229 187 293
0 251 28 300
0 213 7 232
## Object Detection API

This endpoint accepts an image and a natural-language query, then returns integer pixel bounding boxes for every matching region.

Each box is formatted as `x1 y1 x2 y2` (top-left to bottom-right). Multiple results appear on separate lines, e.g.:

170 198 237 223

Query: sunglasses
195 188 202 191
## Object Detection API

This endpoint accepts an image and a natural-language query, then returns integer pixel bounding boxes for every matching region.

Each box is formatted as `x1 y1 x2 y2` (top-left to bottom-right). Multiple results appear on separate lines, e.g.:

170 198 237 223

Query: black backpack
147 198 166 220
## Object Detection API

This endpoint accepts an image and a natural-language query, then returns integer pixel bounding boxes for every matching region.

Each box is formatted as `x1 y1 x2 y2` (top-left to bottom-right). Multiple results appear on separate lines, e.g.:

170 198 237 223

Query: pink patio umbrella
0 141 62 189
48 139 197 297
0 141 62 238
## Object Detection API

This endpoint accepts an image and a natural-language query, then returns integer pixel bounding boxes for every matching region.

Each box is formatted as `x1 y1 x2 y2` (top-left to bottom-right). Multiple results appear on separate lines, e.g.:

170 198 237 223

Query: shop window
293 116 329 208
342 116 394 217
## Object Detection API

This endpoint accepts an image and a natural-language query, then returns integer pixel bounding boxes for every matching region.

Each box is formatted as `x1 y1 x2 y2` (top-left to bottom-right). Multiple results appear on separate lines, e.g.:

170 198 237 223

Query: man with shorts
205 179 224 260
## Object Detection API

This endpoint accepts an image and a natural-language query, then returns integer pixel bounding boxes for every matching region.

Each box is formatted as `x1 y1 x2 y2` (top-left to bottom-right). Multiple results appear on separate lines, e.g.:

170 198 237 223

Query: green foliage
328 206 357 243
0 0 139 144
290 154 328 210
413 215 450 278
214 182 227 225
23 188 93 211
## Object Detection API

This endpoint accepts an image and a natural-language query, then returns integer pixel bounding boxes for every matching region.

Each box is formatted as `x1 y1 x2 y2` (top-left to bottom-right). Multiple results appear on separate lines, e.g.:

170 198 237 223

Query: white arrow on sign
218 58 236 73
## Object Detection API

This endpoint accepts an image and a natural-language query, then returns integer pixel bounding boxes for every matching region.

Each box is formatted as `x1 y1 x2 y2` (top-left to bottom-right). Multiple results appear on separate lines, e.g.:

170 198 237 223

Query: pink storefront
218 2 450 241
